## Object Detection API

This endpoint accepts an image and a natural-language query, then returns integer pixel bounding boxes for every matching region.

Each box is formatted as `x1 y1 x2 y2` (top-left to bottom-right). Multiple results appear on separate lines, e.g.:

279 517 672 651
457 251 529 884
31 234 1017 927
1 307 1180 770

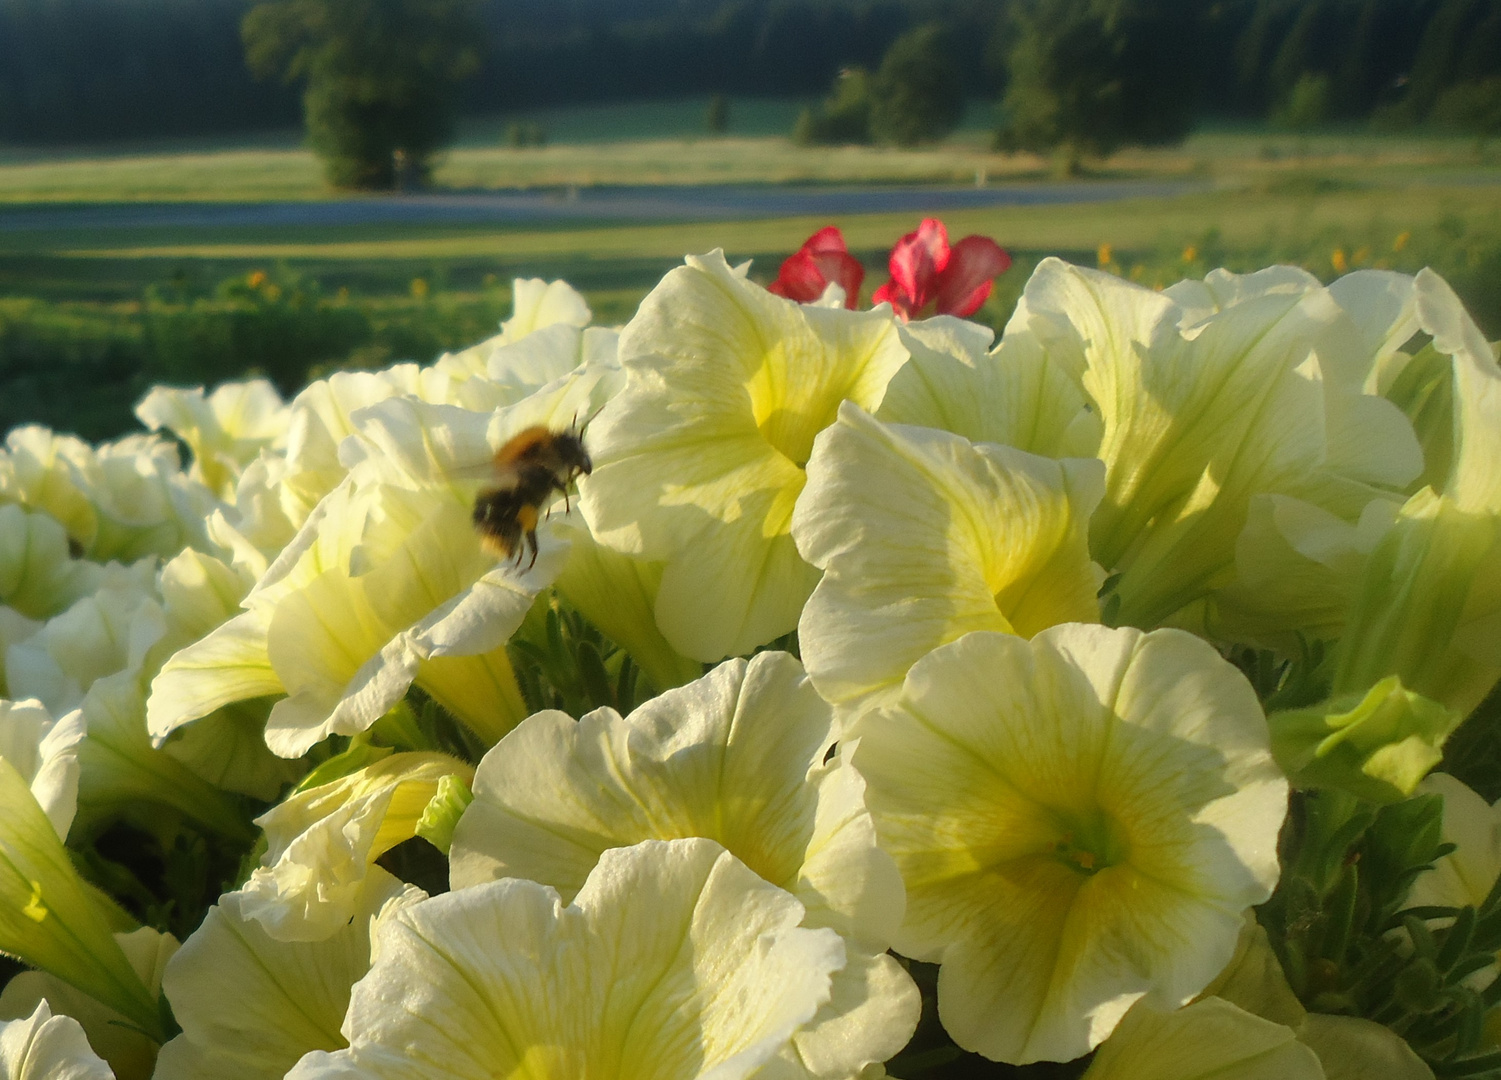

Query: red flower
871 218 1011 320
767 226 865 309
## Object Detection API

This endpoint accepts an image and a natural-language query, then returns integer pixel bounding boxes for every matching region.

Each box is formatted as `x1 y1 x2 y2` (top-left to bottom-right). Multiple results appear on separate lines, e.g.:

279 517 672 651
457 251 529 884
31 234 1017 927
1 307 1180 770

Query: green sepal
1270 676 1463 803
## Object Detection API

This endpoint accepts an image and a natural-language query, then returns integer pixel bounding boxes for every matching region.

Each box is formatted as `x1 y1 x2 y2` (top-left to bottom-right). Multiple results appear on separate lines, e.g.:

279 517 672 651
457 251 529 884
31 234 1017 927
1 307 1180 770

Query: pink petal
810 251 865 308
934 235 1012 317
801 226 852 258
769 226 862 305
886 218 951 313
871 280 914 320
769 250 833 303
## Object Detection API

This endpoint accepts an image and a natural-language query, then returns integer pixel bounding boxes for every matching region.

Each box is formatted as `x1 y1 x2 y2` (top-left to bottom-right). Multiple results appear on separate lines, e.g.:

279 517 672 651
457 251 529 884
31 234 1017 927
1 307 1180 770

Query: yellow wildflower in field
851 625 1286 1063
288 840 852 1080
582 251 907 661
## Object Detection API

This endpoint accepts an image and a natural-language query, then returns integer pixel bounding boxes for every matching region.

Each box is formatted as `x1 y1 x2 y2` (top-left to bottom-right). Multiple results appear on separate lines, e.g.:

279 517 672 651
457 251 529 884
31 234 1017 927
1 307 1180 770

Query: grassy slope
0 109 1497 439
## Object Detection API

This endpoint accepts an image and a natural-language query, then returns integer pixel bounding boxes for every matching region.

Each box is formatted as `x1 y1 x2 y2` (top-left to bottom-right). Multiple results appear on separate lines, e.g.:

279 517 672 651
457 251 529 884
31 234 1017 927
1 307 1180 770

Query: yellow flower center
1047 805 1128 877
743 348 844 468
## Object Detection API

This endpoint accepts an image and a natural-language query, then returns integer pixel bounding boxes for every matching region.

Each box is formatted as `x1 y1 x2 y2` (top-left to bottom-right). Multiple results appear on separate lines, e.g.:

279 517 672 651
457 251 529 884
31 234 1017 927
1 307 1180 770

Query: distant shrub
706 93 730 134
0 299 147 441
505 121 548 148
1275 72 1332 132
793 67 874 146
869 24 964 147
995 0 1202 171
143 274 372 393
1431 77 1501 136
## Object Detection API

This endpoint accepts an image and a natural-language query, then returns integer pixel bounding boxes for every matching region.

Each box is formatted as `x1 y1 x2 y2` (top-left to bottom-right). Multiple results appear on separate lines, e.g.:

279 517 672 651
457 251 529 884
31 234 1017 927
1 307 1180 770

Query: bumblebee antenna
576 401 608 437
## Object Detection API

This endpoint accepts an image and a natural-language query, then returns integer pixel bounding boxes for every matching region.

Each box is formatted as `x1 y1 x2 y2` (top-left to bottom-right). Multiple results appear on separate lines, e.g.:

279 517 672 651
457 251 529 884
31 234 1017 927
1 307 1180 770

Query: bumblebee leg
526 530 539 571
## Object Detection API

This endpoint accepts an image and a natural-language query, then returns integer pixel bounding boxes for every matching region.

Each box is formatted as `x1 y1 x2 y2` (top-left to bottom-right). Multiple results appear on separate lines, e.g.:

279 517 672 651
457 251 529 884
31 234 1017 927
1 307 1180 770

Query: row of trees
1 0 1499 185
791 0 1501 159
793 24 965 147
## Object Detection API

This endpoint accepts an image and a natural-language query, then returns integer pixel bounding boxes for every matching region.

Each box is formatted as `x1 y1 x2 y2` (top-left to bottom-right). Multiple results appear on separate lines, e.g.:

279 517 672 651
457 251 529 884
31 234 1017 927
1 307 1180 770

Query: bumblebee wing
448 457 523 487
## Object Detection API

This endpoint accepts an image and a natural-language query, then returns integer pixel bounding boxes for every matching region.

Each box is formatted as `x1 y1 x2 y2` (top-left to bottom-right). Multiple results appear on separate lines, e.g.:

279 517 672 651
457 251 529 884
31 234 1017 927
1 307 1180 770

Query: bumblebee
472 425 592 569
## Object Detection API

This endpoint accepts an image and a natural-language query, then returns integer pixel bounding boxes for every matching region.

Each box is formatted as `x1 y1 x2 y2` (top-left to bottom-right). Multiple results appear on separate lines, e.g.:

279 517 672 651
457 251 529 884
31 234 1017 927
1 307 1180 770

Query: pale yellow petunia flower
851 624 1287 1064
287 839 848 1080
794 401 1104 712
581 250 908 661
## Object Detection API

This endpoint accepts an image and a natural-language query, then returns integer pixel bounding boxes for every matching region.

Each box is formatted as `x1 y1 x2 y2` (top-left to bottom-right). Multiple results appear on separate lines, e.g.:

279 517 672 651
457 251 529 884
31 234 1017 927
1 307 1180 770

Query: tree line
0 0 1496 164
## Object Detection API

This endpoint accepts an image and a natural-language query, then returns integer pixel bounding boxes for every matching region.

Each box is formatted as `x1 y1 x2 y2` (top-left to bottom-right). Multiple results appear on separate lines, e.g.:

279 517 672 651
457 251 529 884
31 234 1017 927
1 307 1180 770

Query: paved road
0 180 1206 232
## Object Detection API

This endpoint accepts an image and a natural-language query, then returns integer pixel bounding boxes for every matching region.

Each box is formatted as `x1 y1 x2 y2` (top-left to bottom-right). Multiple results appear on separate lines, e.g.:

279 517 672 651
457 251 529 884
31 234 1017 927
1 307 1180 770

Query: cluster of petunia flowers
0 216 1497 1080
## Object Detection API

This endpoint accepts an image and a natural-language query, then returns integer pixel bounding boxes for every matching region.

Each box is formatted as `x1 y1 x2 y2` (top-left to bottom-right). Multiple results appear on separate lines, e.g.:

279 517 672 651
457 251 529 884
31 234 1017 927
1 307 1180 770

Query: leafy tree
705 92 730 134
1431 76 1501 137
1403 0 1501 120
242 0 483 190
995 0 1204 171
793 66 875 146
869 22 965 146
1275 71 1331 131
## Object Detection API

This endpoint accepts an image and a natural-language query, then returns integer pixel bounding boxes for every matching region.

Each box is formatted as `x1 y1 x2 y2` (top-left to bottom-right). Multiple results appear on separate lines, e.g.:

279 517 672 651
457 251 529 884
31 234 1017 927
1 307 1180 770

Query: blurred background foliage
0 0 1498 441
0 0 1498 148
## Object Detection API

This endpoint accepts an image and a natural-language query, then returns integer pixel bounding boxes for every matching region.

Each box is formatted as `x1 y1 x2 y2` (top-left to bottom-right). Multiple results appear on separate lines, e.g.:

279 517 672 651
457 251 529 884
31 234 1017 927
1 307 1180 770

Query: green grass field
1 102 1498 440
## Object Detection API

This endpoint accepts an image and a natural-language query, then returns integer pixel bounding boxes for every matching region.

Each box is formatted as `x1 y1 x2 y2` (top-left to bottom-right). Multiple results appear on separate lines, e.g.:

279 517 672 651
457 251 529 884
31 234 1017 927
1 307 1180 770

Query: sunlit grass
0 120 1493 203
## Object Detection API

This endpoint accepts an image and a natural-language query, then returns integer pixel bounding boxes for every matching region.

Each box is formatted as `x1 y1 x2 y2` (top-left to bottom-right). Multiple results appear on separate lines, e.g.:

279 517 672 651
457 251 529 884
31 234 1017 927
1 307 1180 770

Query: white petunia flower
288 839 847 1080
135 379 288 498
0 1001 113 1080
1327 269 1501 719
154 869 421 1080
851 624 1287 1063
0 698 84 839
1081 997 1324 1080
794 402 1104 713
450 651 916 1079
876 315 1101 460
240 751 470 941
1410 773 1501 907
6 576 252 839
0 758 163 1042
149 369 605 757
549 515 704 694
893 260 1422 638
0 505 102 622
435 278 593 386
581 250 908 661
0 926 177 1080
502 277 592 340
0 426 217 564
